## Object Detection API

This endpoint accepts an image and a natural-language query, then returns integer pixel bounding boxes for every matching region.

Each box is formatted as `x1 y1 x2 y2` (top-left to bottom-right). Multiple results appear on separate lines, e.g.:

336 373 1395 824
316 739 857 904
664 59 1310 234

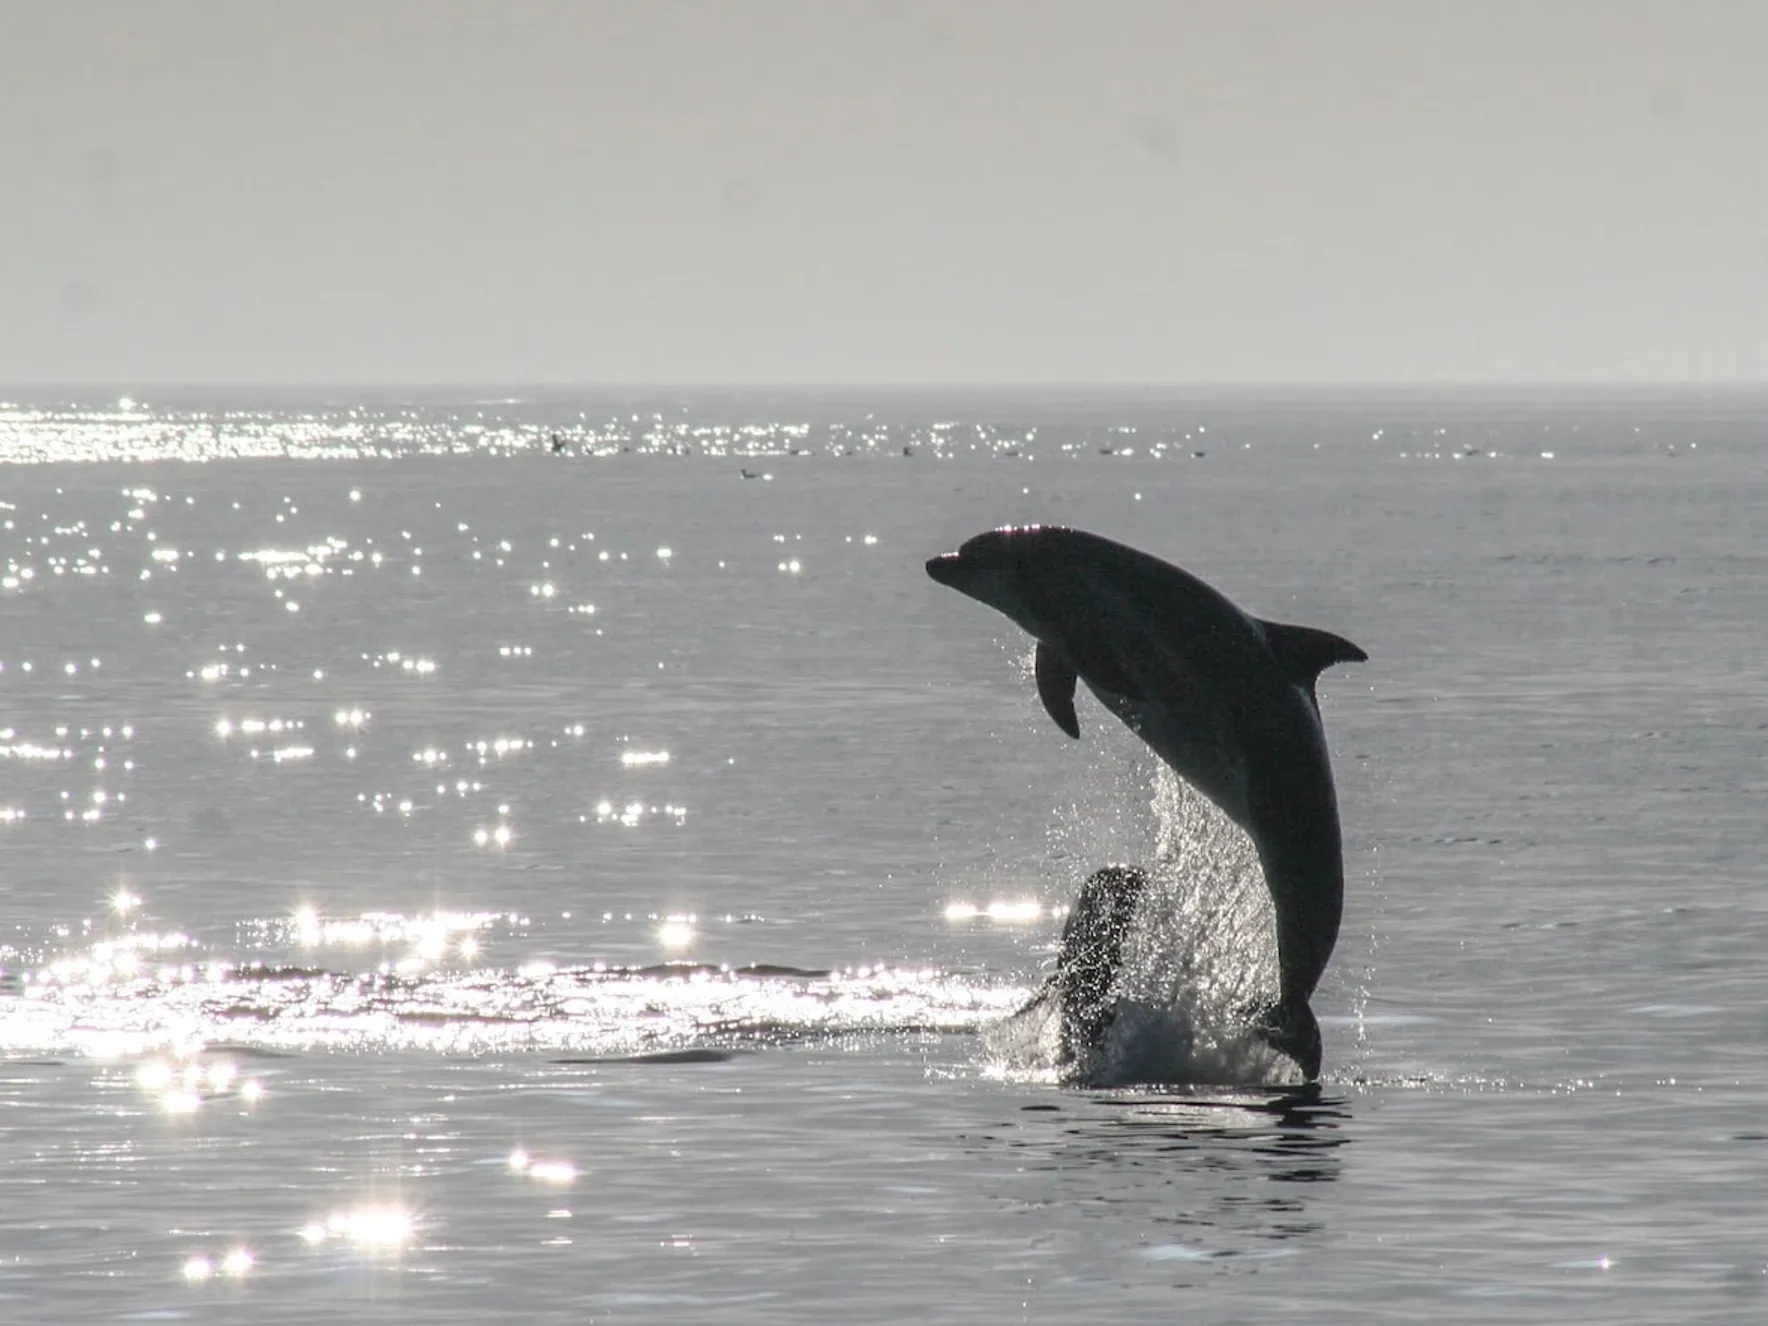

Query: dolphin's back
1018 531 1279 705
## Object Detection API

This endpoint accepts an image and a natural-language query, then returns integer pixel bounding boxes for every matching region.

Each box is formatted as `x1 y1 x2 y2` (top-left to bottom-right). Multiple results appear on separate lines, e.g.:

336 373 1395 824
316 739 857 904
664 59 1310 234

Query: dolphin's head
925 526 1056 630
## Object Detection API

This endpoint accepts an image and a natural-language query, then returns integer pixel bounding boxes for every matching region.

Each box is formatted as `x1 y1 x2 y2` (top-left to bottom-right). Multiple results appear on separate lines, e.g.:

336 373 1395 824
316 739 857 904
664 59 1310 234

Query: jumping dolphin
926 525 1366 1080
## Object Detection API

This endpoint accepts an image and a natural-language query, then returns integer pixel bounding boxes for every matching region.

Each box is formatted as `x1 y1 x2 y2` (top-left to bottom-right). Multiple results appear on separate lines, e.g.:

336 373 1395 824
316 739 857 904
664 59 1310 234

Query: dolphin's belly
1085 683 1252 832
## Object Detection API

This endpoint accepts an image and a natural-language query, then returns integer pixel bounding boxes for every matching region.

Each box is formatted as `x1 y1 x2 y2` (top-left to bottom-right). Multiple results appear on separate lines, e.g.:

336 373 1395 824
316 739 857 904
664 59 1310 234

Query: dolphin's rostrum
927 525 1365 1081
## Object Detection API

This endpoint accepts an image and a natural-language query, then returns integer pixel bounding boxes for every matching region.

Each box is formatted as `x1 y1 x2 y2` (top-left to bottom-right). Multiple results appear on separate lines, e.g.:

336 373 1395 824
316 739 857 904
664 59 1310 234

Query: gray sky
3 0 1764 385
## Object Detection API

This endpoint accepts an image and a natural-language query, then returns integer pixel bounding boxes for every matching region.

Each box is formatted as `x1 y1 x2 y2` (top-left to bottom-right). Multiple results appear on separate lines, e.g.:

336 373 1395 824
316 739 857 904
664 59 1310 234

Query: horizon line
6 379 1768 394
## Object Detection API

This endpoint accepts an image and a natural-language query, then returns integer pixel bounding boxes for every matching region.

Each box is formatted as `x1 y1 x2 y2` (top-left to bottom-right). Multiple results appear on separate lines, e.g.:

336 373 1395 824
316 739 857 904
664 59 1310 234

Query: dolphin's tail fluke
1248 996 1323 1083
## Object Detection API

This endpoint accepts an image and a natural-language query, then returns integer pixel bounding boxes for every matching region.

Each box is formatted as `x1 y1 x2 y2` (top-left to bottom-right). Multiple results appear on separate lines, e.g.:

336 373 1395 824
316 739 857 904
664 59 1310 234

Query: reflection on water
957 1087 1349 1261
183 1246 255 1281
301 1206 417 1252
1099 1087 1350 1185
134 1051 267 1114
4 907 1026 1058
509 1149 578 1185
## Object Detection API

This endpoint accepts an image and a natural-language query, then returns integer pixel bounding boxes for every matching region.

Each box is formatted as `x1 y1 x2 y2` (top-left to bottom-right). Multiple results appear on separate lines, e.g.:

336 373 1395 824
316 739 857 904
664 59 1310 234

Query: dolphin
926 525 1366 1080
1029 865 1149 1069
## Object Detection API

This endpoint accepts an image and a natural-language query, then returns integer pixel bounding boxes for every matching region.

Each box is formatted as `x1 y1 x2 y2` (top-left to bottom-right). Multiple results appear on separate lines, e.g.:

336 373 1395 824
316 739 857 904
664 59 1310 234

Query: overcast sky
2 1 1764 385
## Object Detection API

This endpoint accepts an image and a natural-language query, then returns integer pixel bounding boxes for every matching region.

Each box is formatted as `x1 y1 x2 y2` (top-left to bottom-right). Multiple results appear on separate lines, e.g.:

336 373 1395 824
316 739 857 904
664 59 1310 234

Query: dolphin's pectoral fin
1258 620 1367 703
1034 642 1082 739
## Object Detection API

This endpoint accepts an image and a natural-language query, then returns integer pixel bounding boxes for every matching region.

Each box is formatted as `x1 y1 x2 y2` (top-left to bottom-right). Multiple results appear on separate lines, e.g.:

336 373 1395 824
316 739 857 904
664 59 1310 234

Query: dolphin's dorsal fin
1035 642 1082 738
1258 620 1368 703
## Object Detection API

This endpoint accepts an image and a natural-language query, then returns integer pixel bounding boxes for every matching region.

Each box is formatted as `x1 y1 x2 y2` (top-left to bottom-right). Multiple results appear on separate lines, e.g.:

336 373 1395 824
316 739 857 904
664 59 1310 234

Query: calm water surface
1 389 1765 1322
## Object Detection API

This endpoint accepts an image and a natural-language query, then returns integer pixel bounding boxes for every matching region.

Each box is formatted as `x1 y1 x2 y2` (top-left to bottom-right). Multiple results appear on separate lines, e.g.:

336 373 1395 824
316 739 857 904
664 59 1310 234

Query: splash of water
987 726 1294 1087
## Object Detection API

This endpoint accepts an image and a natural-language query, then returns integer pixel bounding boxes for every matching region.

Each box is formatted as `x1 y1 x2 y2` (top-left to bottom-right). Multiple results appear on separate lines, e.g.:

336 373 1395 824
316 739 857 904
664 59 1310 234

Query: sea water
0 387 1764 1322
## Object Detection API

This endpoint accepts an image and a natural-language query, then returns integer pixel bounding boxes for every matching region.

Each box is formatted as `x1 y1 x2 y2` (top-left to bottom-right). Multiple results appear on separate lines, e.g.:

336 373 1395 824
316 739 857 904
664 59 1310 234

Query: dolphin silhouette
926 525 1366 1080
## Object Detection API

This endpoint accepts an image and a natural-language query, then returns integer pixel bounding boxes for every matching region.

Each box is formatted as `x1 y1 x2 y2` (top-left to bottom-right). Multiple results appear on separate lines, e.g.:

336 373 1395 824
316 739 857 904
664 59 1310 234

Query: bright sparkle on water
302 1207 415 1252
508 1150 579 1185
944 899 1051 923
